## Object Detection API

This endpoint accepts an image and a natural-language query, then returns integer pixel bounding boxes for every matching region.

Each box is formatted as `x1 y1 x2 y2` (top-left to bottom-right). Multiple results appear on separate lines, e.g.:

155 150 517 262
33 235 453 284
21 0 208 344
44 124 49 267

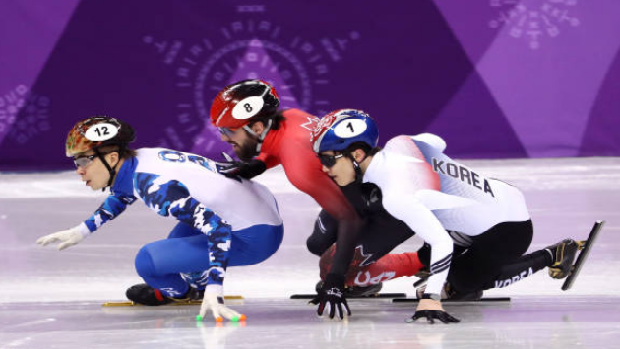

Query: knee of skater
135 246 157 278
246 247 279 266
306 237 323 256
251 228 283 264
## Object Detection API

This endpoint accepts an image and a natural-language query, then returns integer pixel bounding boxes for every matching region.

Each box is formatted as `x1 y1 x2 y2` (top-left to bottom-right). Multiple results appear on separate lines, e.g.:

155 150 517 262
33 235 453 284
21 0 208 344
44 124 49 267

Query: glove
217 152 266 179
199 286 246 322
36 224 90 250
406 310 460 324
310 273 351 320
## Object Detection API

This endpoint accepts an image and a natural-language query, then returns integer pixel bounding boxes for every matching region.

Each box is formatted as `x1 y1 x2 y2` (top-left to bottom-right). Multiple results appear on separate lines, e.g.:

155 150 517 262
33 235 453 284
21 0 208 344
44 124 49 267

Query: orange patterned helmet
65 116 135 157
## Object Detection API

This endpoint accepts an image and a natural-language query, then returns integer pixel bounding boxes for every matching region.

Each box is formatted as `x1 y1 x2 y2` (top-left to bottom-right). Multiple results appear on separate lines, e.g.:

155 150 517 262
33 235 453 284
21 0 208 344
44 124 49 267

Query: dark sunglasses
318 153 345 168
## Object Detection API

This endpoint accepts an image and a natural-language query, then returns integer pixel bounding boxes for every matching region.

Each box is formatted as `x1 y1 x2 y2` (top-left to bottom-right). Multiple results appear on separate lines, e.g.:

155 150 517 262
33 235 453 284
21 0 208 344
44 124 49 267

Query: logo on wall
489 0 580 50
0 85 51 144
143 5 360 153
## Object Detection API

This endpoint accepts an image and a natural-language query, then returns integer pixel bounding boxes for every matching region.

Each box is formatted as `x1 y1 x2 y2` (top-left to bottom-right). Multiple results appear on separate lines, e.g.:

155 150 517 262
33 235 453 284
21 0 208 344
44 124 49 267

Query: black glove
217 153 267 179
309 273 351 319
406 310 460 324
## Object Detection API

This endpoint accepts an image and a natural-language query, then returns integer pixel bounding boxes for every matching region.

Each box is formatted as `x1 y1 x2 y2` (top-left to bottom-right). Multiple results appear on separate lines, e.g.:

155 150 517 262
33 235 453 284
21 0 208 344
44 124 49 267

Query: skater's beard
234 137 259 162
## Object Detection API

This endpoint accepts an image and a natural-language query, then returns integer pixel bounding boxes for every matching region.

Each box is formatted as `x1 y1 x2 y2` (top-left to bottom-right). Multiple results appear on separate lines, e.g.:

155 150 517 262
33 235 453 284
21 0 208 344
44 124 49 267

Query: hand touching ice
37 225 89 250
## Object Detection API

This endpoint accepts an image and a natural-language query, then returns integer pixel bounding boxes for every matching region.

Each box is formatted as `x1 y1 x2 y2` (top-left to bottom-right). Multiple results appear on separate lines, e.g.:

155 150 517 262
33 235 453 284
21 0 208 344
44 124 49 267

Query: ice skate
126 283 175 306
315 280 383 298
186 287 205 301
125 283 203 306
416 282 483 301
345 283 383 297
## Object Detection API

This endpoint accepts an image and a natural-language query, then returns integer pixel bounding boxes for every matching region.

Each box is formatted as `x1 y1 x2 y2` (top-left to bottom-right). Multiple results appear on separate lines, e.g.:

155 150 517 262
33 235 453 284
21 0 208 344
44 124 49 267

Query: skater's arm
378 159 458 320
281 144 361 319
383 193 460 323
329 216 365 277
289 166 363 277
36 192 135 250
82 194 136 233
383 194 453 295
280 143 362 274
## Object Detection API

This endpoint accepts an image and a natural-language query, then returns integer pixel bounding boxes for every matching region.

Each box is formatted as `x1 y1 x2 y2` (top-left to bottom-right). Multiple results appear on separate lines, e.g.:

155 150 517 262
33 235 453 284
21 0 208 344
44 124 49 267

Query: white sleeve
383 193 453 295
411 133 447 152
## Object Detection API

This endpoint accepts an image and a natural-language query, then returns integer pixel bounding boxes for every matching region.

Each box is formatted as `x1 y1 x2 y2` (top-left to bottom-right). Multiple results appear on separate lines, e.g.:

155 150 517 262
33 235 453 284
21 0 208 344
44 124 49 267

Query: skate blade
102 295 243 307
562 220 605 291
290 293 406 299
393 297 510 303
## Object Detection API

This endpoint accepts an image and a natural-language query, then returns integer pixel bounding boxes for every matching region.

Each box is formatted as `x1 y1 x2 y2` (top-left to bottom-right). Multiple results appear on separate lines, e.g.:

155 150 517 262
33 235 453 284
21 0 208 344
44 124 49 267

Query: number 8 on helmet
210 80 280 153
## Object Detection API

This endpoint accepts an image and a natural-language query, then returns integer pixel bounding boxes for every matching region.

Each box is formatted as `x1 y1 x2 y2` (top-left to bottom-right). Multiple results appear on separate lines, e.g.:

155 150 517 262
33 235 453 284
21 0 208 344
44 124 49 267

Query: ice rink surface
1 157 619 348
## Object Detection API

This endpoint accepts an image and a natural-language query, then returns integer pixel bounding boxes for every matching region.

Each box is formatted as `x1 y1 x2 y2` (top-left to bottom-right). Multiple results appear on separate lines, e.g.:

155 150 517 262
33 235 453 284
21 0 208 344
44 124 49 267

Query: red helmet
210 79 280 130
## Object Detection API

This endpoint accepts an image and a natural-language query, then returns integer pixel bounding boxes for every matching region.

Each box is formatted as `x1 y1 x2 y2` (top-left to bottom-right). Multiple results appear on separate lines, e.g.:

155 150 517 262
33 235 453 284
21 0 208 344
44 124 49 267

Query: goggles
217 127 236 138
73 154 97 168
73 152 109 169
318 153 345 168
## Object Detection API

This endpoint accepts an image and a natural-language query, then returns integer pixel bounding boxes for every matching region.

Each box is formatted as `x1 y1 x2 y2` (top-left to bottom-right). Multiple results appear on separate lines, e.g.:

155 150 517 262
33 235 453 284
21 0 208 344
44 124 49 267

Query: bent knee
248 243 282 265
135 245 157 277
306 235 327 256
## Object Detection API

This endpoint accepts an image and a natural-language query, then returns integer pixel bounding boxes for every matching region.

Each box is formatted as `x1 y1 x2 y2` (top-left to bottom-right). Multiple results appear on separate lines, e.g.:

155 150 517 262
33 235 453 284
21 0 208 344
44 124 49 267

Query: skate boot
416 282 483 301
545 239 581 279
126 283 205 306
187 287 205 301
315 280 383 298
345 283 383 297
126 283 175 306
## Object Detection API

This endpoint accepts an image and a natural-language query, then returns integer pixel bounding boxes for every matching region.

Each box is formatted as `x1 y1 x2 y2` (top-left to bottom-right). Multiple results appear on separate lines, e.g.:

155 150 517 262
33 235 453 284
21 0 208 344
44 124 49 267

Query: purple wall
1 0 619 171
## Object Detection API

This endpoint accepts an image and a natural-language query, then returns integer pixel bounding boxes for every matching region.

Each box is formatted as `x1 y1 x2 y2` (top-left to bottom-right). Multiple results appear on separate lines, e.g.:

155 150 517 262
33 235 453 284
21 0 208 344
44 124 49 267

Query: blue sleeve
83 194 135 232
134 172 231 286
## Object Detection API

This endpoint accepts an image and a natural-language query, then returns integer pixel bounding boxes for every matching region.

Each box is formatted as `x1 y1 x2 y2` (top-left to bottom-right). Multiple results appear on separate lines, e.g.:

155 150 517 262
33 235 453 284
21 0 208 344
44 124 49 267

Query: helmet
312 109 379 153
66 116 136 157
210 79 280 130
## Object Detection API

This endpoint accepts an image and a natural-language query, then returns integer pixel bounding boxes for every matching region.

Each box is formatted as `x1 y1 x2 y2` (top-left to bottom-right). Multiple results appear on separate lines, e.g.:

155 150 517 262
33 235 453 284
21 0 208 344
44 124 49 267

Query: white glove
199 286 246 322
36 224 90 251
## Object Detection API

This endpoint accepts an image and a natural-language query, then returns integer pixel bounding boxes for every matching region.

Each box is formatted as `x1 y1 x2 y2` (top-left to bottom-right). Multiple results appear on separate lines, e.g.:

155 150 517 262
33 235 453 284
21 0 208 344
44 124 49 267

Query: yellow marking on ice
102 295 244 307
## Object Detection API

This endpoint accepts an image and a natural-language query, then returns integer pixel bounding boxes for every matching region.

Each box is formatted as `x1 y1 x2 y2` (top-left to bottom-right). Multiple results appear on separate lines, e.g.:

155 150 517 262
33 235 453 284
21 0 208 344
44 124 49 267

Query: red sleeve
279 142 357 221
